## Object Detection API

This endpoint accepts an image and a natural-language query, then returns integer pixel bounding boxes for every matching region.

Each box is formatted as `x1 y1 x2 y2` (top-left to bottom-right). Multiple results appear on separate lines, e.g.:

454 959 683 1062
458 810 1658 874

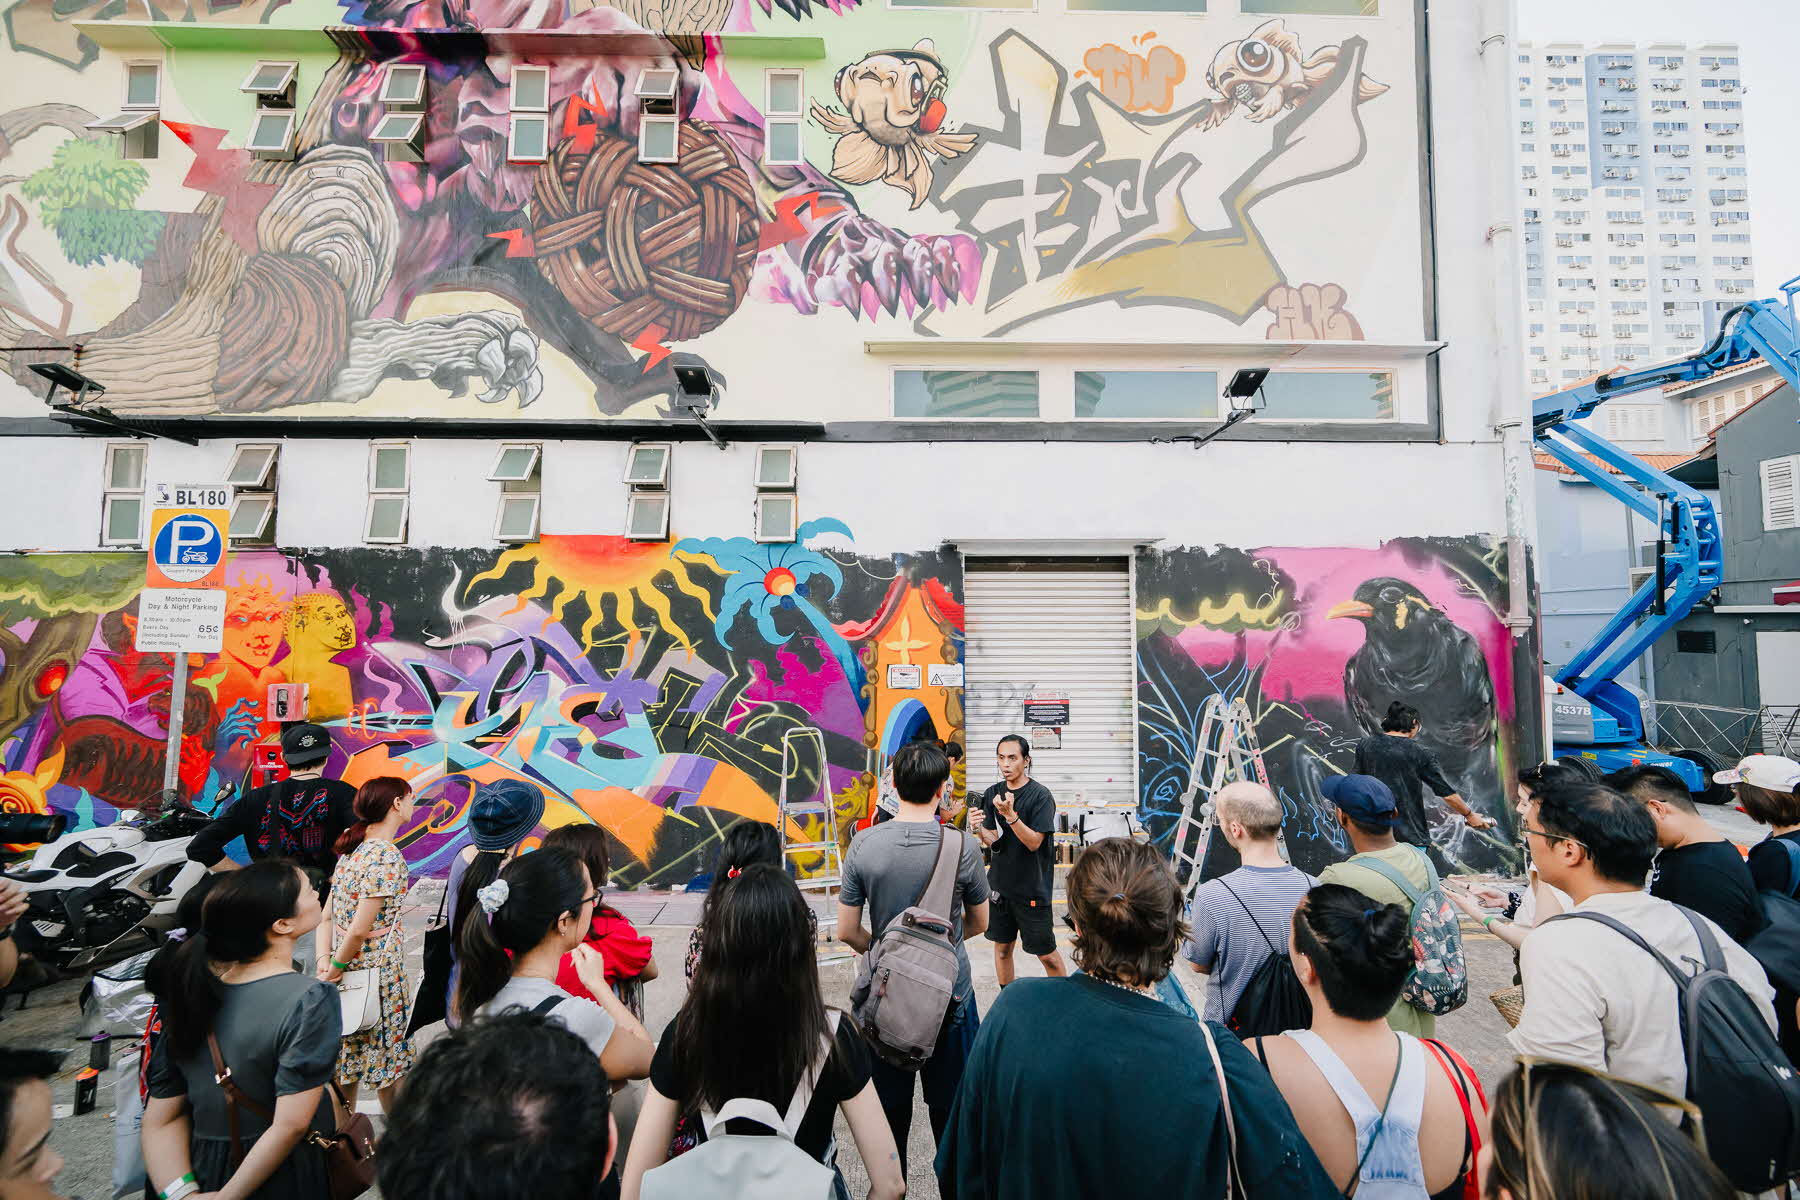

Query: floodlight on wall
1149 365 1271 452
31 360 196 444
666 352 727 447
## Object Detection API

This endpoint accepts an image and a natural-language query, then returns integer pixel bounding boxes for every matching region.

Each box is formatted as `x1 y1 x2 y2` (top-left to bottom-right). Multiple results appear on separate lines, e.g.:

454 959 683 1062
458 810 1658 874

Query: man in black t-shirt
970 734 1065 985
1613 764 1763 944
1353 703 1492 869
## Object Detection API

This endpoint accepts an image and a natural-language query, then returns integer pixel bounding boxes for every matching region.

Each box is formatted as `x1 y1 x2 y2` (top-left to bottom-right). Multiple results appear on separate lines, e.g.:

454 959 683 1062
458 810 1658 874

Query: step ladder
1166 695 1272 903
776 728 853 962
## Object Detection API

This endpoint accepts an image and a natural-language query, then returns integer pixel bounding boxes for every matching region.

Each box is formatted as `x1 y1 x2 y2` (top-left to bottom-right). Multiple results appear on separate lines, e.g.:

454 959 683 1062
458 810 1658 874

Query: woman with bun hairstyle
320 776 417 1113
1249 884 1487 1200
141 860 341 1200
458 844 654 1085
937 837 1336 1199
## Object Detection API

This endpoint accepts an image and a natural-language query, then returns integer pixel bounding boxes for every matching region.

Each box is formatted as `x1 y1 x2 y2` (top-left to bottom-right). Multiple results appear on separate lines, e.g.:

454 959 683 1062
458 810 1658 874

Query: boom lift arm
1532 280 1800 783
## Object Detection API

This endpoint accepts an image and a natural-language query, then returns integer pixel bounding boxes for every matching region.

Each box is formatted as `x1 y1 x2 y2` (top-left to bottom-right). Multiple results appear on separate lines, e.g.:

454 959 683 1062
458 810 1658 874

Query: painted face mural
811 40 979 209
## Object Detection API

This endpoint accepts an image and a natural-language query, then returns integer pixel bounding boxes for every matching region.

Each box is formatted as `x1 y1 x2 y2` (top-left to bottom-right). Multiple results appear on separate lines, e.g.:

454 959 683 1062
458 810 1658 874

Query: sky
1516 0 1800 297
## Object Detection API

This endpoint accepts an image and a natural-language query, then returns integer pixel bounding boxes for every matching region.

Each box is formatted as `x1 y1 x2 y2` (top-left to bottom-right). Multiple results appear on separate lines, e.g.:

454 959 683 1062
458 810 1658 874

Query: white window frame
763 69 804 166
636 68 679 104
379 64 427 107
509 65 551 164
494 493 541 543
101 442 147 547
625 491 670 541
240 60 298 96
124 61 161 110
369 442 411 493
754 444 797 489
245 109 297 157
363 495 410 544
229 491 277 543
623 443 671 487
1761 455 1799 532
638 116 679 164
88 61 161 159
753 492 797 543
487 443 541 483
226 443 279 488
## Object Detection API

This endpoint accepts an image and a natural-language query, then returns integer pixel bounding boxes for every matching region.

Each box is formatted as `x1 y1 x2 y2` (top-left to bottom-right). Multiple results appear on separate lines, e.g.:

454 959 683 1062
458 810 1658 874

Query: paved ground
25 800 1758 1198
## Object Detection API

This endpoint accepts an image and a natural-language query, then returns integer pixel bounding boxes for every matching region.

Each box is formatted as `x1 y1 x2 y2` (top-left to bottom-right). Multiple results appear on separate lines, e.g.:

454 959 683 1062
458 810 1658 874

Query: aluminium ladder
778 726 842 891
1166 695 1273 903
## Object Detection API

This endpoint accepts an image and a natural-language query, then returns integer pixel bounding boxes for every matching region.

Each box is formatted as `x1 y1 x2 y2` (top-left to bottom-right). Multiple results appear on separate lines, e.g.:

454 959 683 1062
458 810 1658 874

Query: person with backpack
1482 1059 1734 1200
936 837 1338 1200
1248 885 1487 1200
622 865 904 1200
836 740 989 1183
1183 781 1314 1035
1610 765 1762 943
458 846 655 1087
1316 775 1466 1037
1510 779 1796 1193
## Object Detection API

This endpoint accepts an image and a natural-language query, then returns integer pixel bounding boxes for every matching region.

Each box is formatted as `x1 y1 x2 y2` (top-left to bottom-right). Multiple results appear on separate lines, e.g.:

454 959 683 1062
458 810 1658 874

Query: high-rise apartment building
1518 41 1751 450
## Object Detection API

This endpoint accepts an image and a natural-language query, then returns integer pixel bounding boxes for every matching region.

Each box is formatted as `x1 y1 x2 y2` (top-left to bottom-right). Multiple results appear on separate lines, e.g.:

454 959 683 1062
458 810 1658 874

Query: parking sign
146 491 229 589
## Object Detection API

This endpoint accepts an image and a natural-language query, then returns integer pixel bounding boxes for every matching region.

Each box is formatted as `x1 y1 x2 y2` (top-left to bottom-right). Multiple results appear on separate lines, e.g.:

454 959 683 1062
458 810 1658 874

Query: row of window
889 369 1396 422
98 440 809 547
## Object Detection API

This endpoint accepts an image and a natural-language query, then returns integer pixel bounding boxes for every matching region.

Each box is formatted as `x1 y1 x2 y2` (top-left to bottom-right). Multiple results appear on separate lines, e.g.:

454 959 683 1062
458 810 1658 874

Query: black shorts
985 894 1057 956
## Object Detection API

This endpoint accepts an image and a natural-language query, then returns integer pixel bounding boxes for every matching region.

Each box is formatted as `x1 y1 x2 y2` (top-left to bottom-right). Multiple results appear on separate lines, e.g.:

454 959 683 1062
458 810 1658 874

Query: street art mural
1135 538 1523 877
0 4 1428 419
0 536 965 885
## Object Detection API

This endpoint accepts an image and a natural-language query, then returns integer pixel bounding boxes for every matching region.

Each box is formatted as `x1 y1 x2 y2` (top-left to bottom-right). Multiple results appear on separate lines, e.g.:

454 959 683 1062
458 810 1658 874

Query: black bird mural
1328 577 1500 813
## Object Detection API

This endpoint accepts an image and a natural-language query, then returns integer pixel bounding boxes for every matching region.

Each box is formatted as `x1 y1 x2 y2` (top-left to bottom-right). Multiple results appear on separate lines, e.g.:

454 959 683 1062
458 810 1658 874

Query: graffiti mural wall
0 535 964 884
0 2 1429 421
1136 538 1523 876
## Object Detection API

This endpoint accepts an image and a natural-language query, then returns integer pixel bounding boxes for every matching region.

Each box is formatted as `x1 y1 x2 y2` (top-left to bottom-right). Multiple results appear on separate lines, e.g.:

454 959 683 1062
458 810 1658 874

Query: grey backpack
850 825 964 1070
641 1012 841 1200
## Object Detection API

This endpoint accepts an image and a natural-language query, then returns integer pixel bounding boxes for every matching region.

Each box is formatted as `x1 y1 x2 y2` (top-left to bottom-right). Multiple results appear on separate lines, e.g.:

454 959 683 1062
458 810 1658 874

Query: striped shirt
1183 864 1316 1023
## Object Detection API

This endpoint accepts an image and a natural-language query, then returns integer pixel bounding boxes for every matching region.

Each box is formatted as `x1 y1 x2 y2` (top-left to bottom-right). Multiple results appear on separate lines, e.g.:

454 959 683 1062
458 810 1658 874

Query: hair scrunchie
477 879 511 916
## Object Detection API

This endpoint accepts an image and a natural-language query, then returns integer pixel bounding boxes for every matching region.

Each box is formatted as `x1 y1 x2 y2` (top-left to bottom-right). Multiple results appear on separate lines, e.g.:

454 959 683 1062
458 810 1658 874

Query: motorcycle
5 782 235 973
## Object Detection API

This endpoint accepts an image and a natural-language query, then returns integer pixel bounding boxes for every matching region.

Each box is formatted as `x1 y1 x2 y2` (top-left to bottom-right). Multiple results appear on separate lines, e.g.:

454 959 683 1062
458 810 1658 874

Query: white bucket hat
1713 754 1800 791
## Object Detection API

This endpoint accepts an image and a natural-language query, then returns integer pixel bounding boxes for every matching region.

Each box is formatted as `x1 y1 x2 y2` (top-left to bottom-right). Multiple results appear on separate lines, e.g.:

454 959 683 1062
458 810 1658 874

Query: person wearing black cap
1315 774 1440 1037
187 722 356 969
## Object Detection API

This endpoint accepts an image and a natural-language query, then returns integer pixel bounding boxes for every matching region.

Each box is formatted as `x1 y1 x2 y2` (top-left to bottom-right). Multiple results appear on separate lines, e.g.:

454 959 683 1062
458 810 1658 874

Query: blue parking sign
151 513 225 584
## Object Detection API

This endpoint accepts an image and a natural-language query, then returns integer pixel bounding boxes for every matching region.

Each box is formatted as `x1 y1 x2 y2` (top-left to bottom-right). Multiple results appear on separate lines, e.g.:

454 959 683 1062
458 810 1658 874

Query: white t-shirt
1509 888 1775 1097
478 975 616 1058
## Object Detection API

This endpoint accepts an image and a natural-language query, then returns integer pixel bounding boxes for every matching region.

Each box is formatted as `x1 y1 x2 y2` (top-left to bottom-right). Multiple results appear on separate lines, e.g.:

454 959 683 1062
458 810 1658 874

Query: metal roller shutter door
962 559 1138 819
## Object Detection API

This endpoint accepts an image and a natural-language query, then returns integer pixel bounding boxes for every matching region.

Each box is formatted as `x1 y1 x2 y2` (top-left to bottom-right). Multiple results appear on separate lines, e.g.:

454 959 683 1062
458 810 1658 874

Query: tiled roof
1533 451 1696 476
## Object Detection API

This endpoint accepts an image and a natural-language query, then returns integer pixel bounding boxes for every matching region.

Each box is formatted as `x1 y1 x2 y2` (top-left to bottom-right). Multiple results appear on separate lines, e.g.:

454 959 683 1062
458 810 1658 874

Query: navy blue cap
469 779 546 851
1321 774 1398 828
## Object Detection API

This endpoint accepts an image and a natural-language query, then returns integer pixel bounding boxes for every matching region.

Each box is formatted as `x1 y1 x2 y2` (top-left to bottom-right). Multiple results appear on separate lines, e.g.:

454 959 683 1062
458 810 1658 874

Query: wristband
162 1172 199 1200
1482 916 1501 931
330 957 351 970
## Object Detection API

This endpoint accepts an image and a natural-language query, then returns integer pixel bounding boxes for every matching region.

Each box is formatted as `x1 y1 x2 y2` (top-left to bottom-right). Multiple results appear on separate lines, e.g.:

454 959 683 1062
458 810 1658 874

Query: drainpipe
1478 0 1537 640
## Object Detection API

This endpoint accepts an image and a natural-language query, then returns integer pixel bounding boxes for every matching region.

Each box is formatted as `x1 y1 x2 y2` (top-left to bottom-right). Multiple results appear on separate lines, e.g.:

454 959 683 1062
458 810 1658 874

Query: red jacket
555 905 654 1002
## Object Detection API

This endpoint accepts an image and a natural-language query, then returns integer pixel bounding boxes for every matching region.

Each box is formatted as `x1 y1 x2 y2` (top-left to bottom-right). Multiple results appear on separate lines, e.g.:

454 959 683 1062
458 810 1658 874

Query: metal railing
1653 700 1800 761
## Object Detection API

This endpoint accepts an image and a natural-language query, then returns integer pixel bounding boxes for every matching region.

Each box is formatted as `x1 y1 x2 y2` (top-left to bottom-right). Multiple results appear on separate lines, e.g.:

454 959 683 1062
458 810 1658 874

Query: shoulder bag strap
1350 856 1423 907
208 1033 275 1168
429 871 450 925
531 993 564 1018
1199 1023 1244 1200
1421 1039 1485 1200
1671 904 1726 972
917 826 963 918
1778 838 1800 897
1218 880 1281 956
1542 911 1694 989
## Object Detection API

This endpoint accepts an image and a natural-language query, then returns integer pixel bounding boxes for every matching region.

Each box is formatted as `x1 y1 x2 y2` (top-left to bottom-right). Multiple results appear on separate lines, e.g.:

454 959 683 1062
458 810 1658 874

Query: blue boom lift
1535 277 1800 793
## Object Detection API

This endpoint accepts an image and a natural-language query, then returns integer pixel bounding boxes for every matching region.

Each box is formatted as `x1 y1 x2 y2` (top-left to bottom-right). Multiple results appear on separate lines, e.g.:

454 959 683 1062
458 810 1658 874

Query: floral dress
328 838 415 1087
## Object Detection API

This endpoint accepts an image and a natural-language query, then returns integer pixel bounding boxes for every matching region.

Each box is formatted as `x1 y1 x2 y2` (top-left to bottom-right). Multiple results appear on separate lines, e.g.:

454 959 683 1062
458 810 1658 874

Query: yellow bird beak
1326 601 1375 621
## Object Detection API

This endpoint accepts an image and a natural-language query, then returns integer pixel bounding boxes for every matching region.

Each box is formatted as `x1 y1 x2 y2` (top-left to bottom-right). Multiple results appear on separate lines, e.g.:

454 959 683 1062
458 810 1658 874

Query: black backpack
1549 907 1800 1193
1218 881 1312 1039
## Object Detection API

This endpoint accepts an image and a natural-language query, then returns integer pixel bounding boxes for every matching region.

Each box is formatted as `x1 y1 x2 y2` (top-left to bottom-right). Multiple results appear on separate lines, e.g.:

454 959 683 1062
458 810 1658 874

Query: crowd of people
8 725 1800 1200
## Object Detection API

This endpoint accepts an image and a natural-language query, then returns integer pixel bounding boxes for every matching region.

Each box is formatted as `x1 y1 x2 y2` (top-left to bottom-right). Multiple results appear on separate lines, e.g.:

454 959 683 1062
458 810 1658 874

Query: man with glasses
1508 779 1774 1099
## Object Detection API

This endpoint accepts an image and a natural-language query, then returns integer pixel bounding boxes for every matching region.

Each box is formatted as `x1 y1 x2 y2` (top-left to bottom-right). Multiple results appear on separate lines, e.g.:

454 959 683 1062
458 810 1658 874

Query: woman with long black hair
456 845 654 1085
622 865 903 1200
444 778 544 1024
141 860 341 1200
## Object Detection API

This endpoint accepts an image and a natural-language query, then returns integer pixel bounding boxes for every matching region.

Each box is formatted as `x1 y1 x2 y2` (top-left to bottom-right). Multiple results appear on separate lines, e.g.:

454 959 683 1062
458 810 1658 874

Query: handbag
1199 1022 1245 1200
336 970 381 1037
207 1033 376 1200
1488 983 1526 1029
406 879 453 1035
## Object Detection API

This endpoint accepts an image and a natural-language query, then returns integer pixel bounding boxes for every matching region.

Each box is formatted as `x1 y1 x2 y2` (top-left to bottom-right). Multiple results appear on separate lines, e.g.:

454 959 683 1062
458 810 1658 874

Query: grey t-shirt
1184 864 1315 1023
479 975 617 1057
841 819 990 1002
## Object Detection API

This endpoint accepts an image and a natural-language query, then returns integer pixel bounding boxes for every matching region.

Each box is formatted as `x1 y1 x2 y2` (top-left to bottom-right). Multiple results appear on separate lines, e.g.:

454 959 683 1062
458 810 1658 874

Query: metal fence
1653 700 1800 763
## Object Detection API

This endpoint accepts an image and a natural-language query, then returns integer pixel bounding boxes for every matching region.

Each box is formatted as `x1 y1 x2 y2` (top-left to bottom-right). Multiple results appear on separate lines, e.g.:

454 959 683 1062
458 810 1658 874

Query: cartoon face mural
0 535 965 886
1135 539 1522 877
0 6 1431 419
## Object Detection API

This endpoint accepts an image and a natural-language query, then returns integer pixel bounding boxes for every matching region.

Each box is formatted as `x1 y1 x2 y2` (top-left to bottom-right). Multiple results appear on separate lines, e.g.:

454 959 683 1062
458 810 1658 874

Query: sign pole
162 652 188 796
